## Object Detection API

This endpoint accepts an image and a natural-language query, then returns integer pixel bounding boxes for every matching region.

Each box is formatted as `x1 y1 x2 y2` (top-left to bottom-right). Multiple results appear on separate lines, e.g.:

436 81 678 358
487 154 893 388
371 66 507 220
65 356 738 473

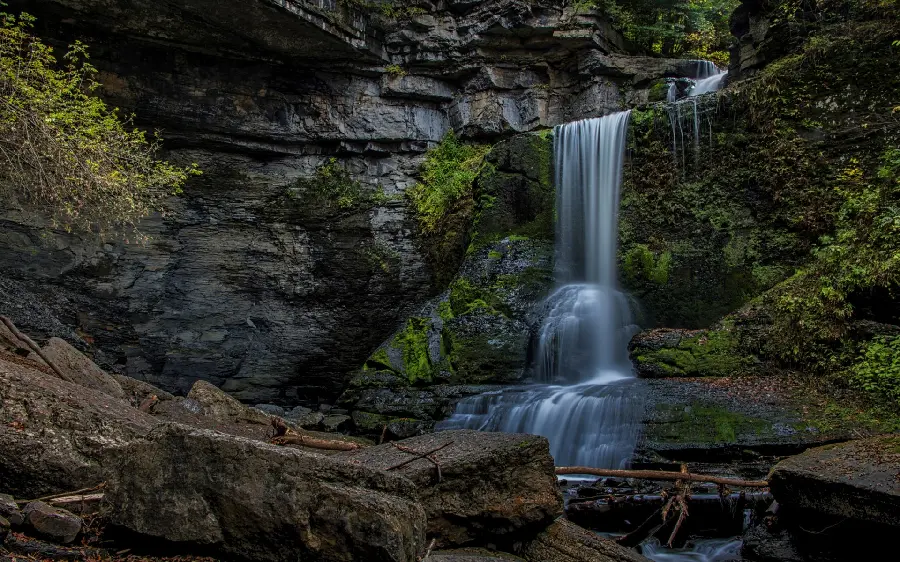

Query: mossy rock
629 328 751 378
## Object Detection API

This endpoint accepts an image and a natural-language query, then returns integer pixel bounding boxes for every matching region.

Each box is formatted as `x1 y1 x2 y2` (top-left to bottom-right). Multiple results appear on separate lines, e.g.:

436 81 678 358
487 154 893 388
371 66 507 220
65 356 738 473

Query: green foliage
393 317 433 384
339 0 427 19
409 131 490 234
384 64 406 77
0 12 198 237
851 336 900 405
448 277 506 317
289 158 390 212
575 0 739 64
623 245 671 285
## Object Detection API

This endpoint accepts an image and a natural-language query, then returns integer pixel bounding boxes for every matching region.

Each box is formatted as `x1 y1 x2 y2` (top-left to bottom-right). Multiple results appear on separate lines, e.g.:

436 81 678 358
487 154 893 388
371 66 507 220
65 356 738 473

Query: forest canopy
0 11 198 238
578 0 740 65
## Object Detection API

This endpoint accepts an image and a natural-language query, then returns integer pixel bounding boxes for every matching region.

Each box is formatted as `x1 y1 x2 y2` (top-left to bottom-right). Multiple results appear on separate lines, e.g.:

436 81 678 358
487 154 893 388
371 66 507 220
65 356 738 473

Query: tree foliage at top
578 0 740 65
0 12 198 238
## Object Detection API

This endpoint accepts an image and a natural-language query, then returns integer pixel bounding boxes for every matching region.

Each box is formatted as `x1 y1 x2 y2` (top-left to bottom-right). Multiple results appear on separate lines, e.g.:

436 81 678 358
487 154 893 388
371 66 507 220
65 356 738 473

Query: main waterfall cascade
438 112 643 469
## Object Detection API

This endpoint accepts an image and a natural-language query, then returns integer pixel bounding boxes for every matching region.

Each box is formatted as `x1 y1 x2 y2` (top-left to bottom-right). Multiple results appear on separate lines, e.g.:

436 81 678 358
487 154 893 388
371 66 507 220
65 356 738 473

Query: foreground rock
339 430 562 547
432 550 525 561
186 379 271 425
37 337 125 399
104 423 426 562
769 435 900 526
22 501 82 545
520 520 650 562
0 356 155 497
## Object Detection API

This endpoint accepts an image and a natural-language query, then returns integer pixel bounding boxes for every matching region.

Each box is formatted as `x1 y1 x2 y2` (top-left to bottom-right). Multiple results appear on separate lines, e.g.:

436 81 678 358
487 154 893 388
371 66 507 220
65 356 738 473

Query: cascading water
666 60 726 167
438 112 643 469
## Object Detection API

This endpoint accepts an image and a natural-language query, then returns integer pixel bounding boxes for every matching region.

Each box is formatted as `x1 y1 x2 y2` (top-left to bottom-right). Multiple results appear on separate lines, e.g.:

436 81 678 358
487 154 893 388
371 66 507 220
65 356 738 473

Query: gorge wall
0 0 703 404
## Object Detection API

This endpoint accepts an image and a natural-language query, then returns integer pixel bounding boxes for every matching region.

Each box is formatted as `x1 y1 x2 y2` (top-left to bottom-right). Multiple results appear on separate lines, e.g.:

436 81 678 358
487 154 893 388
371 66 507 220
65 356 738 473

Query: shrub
0 12 198 237
851 336 900 405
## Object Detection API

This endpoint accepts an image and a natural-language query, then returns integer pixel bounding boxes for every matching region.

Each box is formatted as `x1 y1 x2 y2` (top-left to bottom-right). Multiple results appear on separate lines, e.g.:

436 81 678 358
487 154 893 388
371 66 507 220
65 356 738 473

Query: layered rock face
1 0 692 403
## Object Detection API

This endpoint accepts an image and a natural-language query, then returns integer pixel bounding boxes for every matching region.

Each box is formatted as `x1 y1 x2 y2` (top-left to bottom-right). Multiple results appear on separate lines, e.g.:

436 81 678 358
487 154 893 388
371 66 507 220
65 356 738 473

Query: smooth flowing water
641 538 743 562
439 112 642 469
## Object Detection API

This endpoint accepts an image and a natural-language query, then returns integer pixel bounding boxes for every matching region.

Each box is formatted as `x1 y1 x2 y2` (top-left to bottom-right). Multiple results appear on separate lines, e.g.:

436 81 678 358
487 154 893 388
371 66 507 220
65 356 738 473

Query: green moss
448 278 506 317
635 330 750 377
365 348 392 371
623 245 671 286
393 317 434 385
287 158 380 213
651 404 770 444
646 80 670 103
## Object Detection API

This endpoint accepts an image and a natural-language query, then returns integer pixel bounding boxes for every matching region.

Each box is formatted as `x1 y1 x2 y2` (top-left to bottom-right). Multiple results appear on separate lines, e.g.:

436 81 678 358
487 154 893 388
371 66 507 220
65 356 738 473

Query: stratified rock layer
104 423 427 562
338 430 562 547
519 519 649 562
769 435 900 526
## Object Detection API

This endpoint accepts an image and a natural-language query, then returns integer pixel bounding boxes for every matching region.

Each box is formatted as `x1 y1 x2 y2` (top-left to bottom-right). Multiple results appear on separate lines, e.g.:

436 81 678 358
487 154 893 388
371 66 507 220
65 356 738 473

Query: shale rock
520 519 650 562
0 356 154 498
431 550 525 562
186 380 270 425
104 423 426 562
23 502 82 545
338 430 562 547
769 435 900 526
38 337 125 399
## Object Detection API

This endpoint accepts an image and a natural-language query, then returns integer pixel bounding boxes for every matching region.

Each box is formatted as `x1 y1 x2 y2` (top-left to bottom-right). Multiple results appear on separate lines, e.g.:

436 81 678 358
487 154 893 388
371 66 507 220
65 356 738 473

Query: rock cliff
0 0 691 403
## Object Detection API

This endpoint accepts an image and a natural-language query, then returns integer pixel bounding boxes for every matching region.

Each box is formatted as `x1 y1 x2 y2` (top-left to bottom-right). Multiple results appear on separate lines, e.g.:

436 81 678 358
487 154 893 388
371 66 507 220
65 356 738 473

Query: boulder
628 329 748 378
186 380 270 425
0 357 155 497
103 423 426 562
23 501 82 545
114 374 175 407
338 430 562 546
253 403 285 417
285 405 313 419
520 519 650 562
321 414 352 432
38 337 125 399
768 435 900 526
0 493 23 526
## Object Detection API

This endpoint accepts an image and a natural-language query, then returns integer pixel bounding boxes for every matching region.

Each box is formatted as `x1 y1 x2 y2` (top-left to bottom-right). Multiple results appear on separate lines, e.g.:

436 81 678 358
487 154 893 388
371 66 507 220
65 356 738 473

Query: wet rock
0 514 8 542
298 411 325 429
23 501 82 545
0 493 23 526
38 337 125 399
519 519 649 562
186 380 270 425
285 405 313 419
321 414 353 432
253 403 285 417
0 356 155 498
741 523 805 562
338 430 562 547
769 435 900 526
104 423 426 562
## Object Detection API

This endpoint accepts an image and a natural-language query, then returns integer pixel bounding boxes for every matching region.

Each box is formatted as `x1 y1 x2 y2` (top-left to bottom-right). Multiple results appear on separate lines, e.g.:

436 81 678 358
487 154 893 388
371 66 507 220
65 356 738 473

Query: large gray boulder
37 337 125 399
339 430 562 547
103 423 426 562
0 357 154 497
520 519 650 562
769 435 900 526
23 501 82 545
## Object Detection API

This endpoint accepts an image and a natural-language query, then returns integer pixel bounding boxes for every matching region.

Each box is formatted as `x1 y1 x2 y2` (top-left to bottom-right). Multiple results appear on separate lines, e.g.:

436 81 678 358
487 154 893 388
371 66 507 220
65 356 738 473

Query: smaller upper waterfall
688 60 727 97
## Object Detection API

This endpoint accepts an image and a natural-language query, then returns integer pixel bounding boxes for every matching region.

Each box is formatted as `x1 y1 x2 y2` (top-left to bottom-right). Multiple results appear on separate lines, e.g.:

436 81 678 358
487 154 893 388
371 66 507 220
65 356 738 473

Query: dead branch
270 433 363 451
18 483 106 504
0 315 73 383
386 442 453 472
48 493 104 507
667 495 689 547
271 417 288 438
555 467 768 488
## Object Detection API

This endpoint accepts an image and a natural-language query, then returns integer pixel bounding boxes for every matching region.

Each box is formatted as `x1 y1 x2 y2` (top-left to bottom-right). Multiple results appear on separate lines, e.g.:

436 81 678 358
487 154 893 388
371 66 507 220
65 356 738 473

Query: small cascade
439 112 643 469
665 60 726 168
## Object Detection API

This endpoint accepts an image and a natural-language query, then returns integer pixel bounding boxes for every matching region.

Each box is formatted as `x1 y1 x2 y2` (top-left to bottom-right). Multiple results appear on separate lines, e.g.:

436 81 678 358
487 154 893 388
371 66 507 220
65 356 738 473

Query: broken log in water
556 467 769 488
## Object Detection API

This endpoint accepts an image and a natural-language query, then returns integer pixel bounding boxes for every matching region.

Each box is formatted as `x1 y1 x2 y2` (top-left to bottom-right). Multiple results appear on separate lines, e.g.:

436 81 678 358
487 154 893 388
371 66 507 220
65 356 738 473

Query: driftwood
270 432 363 451
17 483 107 505
0 315 73 383
47 493 104 506
568 492 774 515
556 467 769 488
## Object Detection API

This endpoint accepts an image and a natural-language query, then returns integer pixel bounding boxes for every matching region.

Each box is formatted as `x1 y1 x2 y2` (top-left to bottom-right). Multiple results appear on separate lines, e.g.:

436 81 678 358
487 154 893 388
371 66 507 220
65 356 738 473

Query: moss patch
634 330 750 377
650 403 771 444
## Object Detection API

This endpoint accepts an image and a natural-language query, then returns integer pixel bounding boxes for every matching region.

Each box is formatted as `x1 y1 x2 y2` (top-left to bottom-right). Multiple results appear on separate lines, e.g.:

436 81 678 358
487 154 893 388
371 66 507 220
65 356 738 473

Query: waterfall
438 112 642 469
666 60 725 167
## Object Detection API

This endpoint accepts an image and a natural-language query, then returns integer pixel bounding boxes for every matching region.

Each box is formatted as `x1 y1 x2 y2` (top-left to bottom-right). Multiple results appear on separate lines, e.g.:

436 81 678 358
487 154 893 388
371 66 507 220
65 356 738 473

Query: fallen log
270 433 363 451
0 315 73 383
47 493 104 506
568 492 774 514
556 467 769 488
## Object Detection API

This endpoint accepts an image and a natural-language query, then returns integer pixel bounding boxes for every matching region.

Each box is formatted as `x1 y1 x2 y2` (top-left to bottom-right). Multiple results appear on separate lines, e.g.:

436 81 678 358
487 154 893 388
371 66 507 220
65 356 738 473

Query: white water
642 538 743 562
439 112 643 469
